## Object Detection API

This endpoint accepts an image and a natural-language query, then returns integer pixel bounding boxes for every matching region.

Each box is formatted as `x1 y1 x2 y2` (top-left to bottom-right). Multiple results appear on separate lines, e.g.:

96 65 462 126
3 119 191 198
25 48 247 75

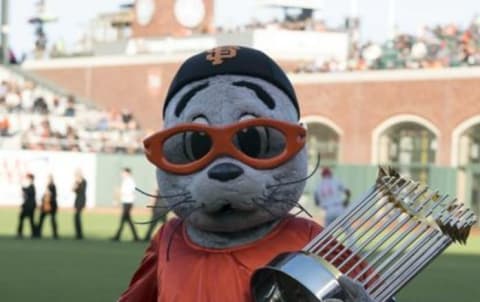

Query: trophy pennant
252 167 477 302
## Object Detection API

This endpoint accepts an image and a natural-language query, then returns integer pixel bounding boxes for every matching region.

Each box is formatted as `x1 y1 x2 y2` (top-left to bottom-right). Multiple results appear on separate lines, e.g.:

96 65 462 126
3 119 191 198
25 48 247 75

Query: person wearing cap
314 167 351 226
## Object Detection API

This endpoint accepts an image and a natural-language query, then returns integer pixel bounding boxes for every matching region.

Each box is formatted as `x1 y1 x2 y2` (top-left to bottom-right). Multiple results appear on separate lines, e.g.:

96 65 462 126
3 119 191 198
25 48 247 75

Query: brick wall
296 78 480 165
28 62 480 166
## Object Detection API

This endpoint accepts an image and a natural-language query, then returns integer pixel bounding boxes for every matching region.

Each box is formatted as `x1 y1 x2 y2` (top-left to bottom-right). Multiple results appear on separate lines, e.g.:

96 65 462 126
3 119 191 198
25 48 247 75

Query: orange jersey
119 216 374 302
119 217 322 302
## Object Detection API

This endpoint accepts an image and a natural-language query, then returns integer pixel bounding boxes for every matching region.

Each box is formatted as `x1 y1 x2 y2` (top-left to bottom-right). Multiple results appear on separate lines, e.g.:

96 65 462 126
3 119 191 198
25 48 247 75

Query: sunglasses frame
143 118 307 175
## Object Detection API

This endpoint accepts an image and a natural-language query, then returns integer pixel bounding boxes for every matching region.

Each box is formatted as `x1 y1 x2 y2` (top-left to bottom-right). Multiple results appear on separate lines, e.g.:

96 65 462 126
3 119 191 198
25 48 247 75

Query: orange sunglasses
143 118 306 175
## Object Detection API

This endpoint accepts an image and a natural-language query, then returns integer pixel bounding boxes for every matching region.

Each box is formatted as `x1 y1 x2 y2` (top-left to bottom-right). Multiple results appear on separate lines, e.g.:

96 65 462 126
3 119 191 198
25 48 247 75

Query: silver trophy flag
252 167 477 302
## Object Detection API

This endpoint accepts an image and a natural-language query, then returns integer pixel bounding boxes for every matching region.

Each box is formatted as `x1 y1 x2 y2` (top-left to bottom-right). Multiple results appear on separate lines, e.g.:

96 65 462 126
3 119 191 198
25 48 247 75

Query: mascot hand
324 276 374 302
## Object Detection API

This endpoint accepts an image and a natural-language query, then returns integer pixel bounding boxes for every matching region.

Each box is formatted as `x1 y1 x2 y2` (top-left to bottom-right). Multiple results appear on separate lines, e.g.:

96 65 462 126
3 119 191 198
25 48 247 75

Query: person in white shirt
6 90 21 112
314 167 351 226
112 167 139 241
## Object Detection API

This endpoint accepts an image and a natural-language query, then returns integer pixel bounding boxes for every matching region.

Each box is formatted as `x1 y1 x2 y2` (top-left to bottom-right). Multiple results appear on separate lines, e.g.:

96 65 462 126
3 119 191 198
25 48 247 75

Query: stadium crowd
217 17 328 33
0 75 144 153
295 16 480 73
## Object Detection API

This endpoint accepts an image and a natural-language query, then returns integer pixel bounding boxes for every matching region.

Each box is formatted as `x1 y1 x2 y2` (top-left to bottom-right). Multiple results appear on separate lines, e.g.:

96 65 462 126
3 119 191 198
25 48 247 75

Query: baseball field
0 208 478 302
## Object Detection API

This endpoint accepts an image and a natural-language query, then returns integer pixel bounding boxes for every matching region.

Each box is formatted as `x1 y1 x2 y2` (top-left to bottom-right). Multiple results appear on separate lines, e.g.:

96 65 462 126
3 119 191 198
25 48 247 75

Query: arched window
305 122 340 168
454 121 480 221
460 124 480 165
302 119 341 216
377 122 437 184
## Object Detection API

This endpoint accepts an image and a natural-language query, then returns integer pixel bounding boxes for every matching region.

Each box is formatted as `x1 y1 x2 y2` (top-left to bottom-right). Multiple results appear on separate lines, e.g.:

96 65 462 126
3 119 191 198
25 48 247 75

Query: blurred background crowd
0 75 144 153
295 16 480 73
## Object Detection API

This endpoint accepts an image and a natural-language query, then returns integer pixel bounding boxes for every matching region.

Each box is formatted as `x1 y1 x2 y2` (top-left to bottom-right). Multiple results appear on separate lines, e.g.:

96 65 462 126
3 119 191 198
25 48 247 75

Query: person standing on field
112 167 139 241
37 174 59 239
73 170 87 240
16 173 36 238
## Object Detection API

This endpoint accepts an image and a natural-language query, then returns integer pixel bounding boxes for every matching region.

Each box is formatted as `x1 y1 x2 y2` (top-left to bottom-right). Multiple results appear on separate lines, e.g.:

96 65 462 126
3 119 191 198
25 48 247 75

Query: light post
387 0 397 40
28 0 57 59
346 0 360 62
1 0 9 65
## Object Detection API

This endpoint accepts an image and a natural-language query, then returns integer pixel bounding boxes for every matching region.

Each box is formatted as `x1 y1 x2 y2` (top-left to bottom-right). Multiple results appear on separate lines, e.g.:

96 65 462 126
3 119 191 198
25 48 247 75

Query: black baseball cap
163 46 300 119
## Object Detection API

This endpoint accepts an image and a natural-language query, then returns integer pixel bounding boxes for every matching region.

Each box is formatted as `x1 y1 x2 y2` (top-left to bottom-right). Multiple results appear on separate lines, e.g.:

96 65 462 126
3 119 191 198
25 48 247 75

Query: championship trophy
251 168 477 302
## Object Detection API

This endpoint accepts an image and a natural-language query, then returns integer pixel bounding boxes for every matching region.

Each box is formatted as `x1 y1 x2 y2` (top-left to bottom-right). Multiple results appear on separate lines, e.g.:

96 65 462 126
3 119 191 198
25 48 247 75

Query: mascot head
144 46 308 248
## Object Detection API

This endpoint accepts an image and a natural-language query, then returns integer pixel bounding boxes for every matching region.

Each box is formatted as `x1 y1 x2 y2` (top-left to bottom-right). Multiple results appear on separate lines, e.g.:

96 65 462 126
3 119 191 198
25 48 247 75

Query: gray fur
157 75 307 249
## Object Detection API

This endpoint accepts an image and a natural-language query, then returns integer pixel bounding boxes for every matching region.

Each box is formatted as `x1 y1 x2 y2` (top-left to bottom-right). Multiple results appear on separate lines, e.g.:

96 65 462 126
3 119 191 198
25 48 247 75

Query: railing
1 64 96 108
0 112 145 154
19 133 144 154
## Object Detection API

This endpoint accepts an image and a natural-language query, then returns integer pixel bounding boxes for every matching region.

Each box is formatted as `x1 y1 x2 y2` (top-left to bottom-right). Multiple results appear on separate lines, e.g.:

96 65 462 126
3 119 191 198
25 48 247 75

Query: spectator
0 114 9 136
51 97 64 115
64 95 76 117
20 82 34 112
0 81 8 98
121 108 133 125
33 96 49 114
96 110 109 131
37 119 52 138
63 125 79 151
5 88 21 112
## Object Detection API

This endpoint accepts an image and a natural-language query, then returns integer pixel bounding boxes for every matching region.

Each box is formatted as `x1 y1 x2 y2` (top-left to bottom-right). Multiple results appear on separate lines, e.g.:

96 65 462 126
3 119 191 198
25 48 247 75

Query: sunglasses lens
233 126 286 159
163 131 212 164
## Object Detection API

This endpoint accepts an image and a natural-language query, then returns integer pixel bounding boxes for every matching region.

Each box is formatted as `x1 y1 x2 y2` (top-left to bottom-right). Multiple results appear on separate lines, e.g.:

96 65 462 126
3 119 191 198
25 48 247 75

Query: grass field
0 207 479 302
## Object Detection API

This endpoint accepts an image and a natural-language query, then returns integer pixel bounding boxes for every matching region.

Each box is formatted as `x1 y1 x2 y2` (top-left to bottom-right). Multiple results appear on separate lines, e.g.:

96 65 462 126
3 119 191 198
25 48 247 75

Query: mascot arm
118 228 162 302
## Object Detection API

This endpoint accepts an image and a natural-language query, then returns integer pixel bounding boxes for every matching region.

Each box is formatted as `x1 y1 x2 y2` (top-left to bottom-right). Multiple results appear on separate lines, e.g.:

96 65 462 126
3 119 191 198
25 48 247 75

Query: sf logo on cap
206 46 240 65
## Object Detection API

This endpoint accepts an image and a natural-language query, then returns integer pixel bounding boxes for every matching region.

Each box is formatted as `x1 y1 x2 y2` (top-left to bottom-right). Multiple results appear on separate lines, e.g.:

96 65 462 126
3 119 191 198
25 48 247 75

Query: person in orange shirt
119 46 383 302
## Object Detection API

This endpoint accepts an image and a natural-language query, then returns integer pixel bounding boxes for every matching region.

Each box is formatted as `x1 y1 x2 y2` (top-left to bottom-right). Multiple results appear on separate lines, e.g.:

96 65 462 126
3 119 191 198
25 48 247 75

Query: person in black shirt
64 95 76 117
36 175 58 239
73 170 87 239
16 173 36 238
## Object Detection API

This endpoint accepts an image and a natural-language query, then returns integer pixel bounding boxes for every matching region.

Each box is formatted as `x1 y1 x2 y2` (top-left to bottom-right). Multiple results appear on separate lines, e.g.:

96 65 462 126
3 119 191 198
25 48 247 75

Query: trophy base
251 251 345 302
